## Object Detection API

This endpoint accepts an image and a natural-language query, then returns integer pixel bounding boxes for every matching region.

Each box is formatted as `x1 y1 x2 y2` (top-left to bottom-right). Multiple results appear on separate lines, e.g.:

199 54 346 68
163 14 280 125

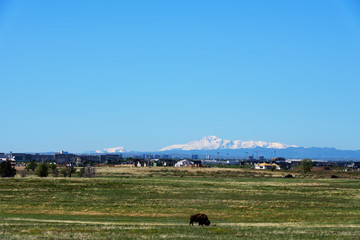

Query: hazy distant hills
83 136 360 160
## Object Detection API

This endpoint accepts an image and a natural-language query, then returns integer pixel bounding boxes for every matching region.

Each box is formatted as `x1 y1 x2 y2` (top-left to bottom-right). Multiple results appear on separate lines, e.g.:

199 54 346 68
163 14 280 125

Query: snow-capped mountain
160 136 299 151
95 146 127 154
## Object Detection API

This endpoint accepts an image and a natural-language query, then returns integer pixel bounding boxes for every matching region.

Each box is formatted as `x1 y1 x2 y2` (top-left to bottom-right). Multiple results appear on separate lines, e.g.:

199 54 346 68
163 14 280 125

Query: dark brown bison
189 213 210 226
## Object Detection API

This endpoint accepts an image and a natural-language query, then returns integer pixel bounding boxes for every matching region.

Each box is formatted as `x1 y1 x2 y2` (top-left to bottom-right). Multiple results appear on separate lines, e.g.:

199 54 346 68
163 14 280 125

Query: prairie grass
1 166 360 239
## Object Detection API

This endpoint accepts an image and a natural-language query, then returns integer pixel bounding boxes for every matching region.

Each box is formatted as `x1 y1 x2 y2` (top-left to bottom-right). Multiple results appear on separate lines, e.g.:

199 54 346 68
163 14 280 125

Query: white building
226 160 239 165
175 159 194 167
202 160 218 166
255 162 280 170
0 154 16 166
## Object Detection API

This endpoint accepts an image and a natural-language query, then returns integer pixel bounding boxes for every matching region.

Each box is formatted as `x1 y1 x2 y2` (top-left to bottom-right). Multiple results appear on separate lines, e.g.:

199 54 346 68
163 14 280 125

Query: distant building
55 153 75 164
0 154 8 162
0 154 16 166
175 159 194 167
33 154 55 162
150 159 160 166
11 153 29 163
346 162 360 171
226 160 239 165
255 163 280 170
202 160 218 166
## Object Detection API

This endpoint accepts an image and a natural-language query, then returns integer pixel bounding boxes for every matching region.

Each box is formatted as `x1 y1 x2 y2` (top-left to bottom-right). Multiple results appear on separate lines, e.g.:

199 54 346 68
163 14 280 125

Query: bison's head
205 220 210 226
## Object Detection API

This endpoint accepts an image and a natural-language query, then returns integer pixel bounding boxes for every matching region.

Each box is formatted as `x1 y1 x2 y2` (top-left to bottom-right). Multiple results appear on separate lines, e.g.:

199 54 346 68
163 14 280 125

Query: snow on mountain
160 136 299 151
95 146 127 154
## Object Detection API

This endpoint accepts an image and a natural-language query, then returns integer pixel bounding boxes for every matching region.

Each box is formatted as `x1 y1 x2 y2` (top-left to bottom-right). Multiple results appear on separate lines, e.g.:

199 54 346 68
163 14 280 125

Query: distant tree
49 163 57 170
59 166 76 177
35 163 49 177
0 160 16 177
79 164 96 178
68 166 76 177
49 163 58 177
51 168 59 177
26 160 37 171
60 167 68 177
301 159 313 174
78 167 84 177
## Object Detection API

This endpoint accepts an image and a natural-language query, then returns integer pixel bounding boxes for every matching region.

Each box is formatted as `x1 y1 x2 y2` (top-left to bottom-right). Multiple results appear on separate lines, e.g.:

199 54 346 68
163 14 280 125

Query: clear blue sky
1 0 360 152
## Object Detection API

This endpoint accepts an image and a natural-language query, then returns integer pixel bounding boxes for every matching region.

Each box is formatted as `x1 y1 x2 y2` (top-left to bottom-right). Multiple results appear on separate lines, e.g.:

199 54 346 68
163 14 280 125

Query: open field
1 167 360 239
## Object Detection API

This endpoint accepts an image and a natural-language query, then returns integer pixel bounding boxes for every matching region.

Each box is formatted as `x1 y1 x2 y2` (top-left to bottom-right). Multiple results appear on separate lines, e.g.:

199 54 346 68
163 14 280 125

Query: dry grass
1 166 360 239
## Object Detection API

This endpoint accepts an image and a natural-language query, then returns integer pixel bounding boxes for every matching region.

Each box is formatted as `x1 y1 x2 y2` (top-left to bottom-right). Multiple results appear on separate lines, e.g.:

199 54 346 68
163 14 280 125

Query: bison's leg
189 216 195 226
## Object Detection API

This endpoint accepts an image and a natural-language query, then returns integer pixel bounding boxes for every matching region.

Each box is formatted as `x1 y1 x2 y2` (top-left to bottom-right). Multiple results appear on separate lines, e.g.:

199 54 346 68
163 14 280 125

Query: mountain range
89 136 360 160
85 147 127 154
160 136 298 151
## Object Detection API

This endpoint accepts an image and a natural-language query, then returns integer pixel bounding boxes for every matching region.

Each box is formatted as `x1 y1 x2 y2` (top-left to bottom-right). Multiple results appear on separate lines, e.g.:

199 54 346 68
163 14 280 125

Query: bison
284 174 293 178
189 213 211 226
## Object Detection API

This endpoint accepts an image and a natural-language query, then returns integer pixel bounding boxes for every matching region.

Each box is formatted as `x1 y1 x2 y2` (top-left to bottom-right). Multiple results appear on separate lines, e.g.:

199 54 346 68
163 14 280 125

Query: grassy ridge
1 167 360 239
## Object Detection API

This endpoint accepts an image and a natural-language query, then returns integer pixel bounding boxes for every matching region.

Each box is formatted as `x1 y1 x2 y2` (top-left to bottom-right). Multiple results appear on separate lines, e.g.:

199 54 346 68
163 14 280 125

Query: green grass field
1 167 360 239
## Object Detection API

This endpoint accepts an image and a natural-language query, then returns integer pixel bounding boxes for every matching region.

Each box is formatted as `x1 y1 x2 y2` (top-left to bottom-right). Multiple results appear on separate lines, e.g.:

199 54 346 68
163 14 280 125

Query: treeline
0 160 96 178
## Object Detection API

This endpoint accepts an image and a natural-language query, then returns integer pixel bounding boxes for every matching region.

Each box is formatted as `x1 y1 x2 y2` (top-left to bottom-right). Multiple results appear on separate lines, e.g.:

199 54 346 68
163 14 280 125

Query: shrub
26 160 37 171
69 166 77 177
60 167 68 177
19 170 27 177
35 163 49 177
49 163 58 177
79 165 96 178
51 168 59 177
0 160 16 177
59 166 76 177
49 163 57 170
78 167 84 177
301 159 313 174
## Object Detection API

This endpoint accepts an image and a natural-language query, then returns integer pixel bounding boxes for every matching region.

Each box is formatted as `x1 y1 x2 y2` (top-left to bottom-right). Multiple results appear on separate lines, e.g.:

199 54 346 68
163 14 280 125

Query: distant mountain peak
204 135 218 140
95 146 127 154
160 136 299 151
